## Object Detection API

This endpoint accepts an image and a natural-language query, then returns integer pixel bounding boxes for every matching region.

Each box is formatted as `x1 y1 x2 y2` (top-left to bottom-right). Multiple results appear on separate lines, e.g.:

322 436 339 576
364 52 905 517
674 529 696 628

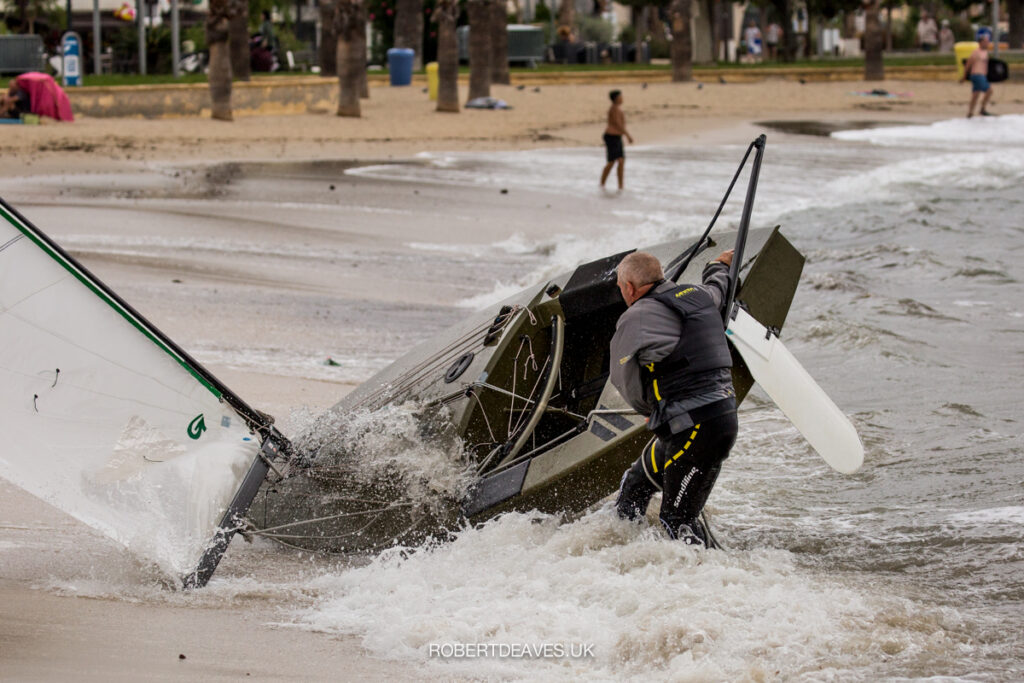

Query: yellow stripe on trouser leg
650 439 658 473
653 379 662 402
664 423 701 469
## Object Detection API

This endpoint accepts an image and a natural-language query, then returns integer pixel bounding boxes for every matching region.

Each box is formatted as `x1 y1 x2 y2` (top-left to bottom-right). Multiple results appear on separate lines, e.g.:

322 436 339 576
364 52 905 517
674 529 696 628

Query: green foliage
946 15 972 42
805 0 861 21
248 0 277 30
616 0 669 9
618 24 636 44
365 0 395 64
649 35 669 58
183 22 207 52
2 0 63 33
533 0 551 23
274 24 306 52
575 15 613 42
110 24 177 74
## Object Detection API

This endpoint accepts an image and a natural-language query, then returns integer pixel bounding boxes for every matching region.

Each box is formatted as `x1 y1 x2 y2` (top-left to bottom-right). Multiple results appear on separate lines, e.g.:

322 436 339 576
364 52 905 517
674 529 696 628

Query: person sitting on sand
600 90 633 191
0 81 31 119
962 32 994 118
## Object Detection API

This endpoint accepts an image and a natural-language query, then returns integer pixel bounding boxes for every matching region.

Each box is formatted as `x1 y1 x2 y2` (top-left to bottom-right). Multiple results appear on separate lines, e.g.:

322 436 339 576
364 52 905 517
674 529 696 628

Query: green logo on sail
188 414 207 440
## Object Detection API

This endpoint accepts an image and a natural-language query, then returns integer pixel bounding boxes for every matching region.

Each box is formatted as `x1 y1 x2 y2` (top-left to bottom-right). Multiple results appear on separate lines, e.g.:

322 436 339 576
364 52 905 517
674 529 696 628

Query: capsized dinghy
253 225 805 552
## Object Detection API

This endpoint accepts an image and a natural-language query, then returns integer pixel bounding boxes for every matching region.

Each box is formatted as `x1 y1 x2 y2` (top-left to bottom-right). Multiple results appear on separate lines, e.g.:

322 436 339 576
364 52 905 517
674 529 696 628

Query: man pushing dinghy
610 134 863 547
257 135 864 554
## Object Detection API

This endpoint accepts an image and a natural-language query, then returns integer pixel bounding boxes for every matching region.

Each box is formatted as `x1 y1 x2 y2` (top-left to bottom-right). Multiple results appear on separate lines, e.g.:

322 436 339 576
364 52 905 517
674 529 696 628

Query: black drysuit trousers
614 411 738 539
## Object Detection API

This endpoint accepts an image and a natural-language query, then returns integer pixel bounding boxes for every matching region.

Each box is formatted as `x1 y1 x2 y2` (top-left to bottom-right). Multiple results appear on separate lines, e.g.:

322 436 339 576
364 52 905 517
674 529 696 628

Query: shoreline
4 79 1021 179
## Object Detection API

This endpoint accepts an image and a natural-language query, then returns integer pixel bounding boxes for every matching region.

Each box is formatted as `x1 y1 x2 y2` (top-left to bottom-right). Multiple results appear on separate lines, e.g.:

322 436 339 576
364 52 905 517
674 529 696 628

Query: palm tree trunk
357 27 369 98
336 0 365 117
1009 0 1023 49
491 1 510 84
669 0 692 81
395 0 424 70
467 0 492 100
863 0 884 81
636 5 647 63
229 1 251 82
319 0 338 76
435 0 460 112
884 0 892 52
207 0 233 120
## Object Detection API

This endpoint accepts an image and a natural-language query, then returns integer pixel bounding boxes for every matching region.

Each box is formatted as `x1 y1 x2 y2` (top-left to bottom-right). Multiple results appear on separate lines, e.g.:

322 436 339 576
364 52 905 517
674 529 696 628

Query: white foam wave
292 509 966 680
822 150 1024 202
947 506 1024 526
833 115 1024 147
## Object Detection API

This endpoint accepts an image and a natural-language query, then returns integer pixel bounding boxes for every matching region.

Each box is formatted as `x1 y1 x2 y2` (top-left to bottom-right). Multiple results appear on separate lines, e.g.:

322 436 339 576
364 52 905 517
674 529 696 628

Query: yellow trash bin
426 62 439 101
954 41 979 80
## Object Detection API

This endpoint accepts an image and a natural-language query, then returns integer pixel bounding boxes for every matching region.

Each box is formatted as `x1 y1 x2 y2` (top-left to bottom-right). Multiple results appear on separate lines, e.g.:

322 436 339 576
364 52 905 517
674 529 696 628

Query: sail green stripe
0 204 222 400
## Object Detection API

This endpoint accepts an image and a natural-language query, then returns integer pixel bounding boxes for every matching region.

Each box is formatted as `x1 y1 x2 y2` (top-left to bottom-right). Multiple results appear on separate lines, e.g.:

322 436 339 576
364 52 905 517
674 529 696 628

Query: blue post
61 32 83 87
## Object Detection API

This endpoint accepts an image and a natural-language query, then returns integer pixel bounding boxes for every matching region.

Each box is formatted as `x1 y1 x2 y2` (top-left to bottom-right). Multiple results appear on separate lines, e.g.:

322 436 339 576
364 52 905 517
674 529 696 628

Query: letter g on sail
188 414 207 440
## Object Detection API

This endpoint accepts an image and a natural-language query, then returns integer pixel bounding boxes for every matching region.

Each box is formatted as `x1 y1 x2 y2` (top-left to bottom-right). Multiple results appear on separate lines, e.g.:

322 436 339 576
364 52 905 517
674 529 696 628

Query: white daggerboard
726 307 864 475
0 199 278 586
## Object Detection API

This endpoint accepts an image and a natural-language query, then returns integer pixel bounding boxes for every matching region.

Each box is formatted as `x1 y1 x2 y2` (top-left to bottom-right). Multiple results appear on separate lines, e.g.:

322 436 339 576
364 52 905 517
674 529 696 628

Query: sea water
298 116 1024 680
2 115 1022 680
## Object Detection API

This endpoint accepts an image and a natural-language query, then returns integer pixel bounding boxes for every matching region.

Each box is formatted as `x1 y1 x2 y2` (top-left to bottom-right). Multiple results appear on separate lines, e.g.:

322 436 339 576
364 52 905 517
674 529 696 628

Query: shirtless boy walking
601 90 634 190
962 33 995 118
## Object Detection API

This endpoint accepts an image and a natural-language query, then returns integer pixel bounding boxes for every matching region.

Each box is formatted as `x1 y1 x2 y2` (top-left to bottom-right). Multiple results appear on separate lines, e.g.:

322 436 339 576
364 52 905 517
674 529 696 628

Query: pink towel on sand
14 72 74 122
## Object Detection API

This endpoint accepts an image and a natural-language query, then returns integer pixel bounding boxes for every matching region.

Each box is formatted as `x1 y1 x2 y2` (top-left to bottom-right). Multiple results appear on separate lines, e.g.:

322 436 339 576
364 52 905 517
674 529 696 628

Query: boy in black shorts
601 90 634 190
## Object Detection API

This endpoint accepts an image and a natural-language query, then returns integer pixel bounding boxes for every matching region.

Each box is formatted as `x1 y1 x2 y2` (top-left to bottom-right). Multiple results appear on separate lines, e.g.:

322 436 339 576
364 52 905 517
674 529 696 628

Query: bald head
617 252 664 306
618 252 664 287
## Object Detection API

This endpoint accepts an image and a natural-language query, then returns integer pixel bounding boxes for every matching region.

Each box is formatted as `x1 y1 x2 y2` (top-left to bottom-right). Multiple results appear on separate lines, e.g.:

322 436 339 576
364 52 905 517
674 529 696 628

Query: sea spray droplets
294 402 476 508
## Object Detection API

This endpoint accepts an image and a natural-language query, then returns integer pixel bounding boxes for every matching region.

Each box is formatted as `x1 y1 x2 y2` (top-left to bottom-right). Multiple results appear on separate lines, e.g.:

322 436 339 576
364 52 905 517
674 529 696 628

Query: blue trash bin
387 48 414 86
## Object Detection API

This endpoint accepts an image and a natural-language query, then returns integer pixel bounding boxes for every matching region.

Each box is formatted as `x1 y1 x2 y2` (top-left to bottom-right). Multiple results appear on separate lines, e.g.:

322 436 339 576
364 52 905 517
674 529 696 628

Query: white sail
0 200 272 584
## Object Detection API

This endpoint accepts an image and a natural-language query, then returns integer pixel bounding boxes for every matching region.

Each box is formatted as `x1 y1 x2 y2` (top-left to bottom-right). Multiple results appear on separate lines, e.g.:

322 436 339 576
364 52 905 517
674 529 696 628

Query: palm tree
491 1 510 85
395 0 425 70
669 0 692 81
336 0 366 117
1009 0 1023 49
206 0 233 120
229 1 251 82
862 0 884 81
467 0 493 101
320 0 338 76
435 0 460 112
357 22 370 99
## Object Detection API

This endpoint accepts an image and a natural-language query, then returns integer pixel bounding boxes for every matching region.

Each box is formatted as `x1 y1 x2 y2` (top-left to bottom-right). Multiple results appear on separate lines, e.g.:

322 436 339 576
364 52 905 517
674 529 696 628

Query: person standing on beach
765 21 783 60
259 10 277 51
611 250 739 547
939 20 955 53
962 33 994 118
743 21 763 62
916 11 939 51
601 90 633 191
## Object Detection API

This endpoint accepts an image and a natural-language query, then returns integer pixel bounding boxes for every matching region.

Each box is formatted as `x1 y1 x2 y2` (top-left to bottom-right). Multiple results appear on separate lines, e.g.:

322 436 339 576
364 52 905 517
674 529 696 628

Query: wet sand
2 78 1023 680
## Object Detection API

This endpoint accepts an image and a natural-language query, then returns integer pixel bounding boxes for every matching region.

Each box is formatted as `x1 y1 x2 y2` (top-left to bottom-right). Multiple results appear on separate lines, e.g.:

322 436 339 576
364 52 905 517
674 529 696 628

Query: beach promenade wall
66 65 998 119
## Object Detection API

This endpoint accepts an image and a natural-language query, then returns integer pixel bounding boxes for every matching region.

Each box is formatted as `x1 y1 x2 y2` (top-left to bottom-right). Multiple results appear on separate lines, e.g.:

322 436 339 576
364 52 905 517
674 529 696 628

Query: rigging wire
667 138 758 282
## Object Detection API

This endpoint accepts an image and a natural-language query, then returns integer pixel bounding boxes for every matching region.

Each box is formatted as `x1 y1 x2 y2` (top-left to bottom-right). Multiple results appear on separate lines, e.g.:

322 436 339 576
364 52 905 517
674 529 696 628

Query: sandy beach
2 77 1023 681
4 78 1023 175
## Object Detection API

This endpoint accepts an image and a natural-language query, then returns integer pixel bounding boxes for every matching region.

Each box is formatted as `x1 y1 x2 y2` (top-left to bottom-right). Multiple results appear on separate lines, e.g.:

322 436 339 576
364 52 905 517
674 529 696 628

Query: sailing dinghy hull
255 226 805 552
